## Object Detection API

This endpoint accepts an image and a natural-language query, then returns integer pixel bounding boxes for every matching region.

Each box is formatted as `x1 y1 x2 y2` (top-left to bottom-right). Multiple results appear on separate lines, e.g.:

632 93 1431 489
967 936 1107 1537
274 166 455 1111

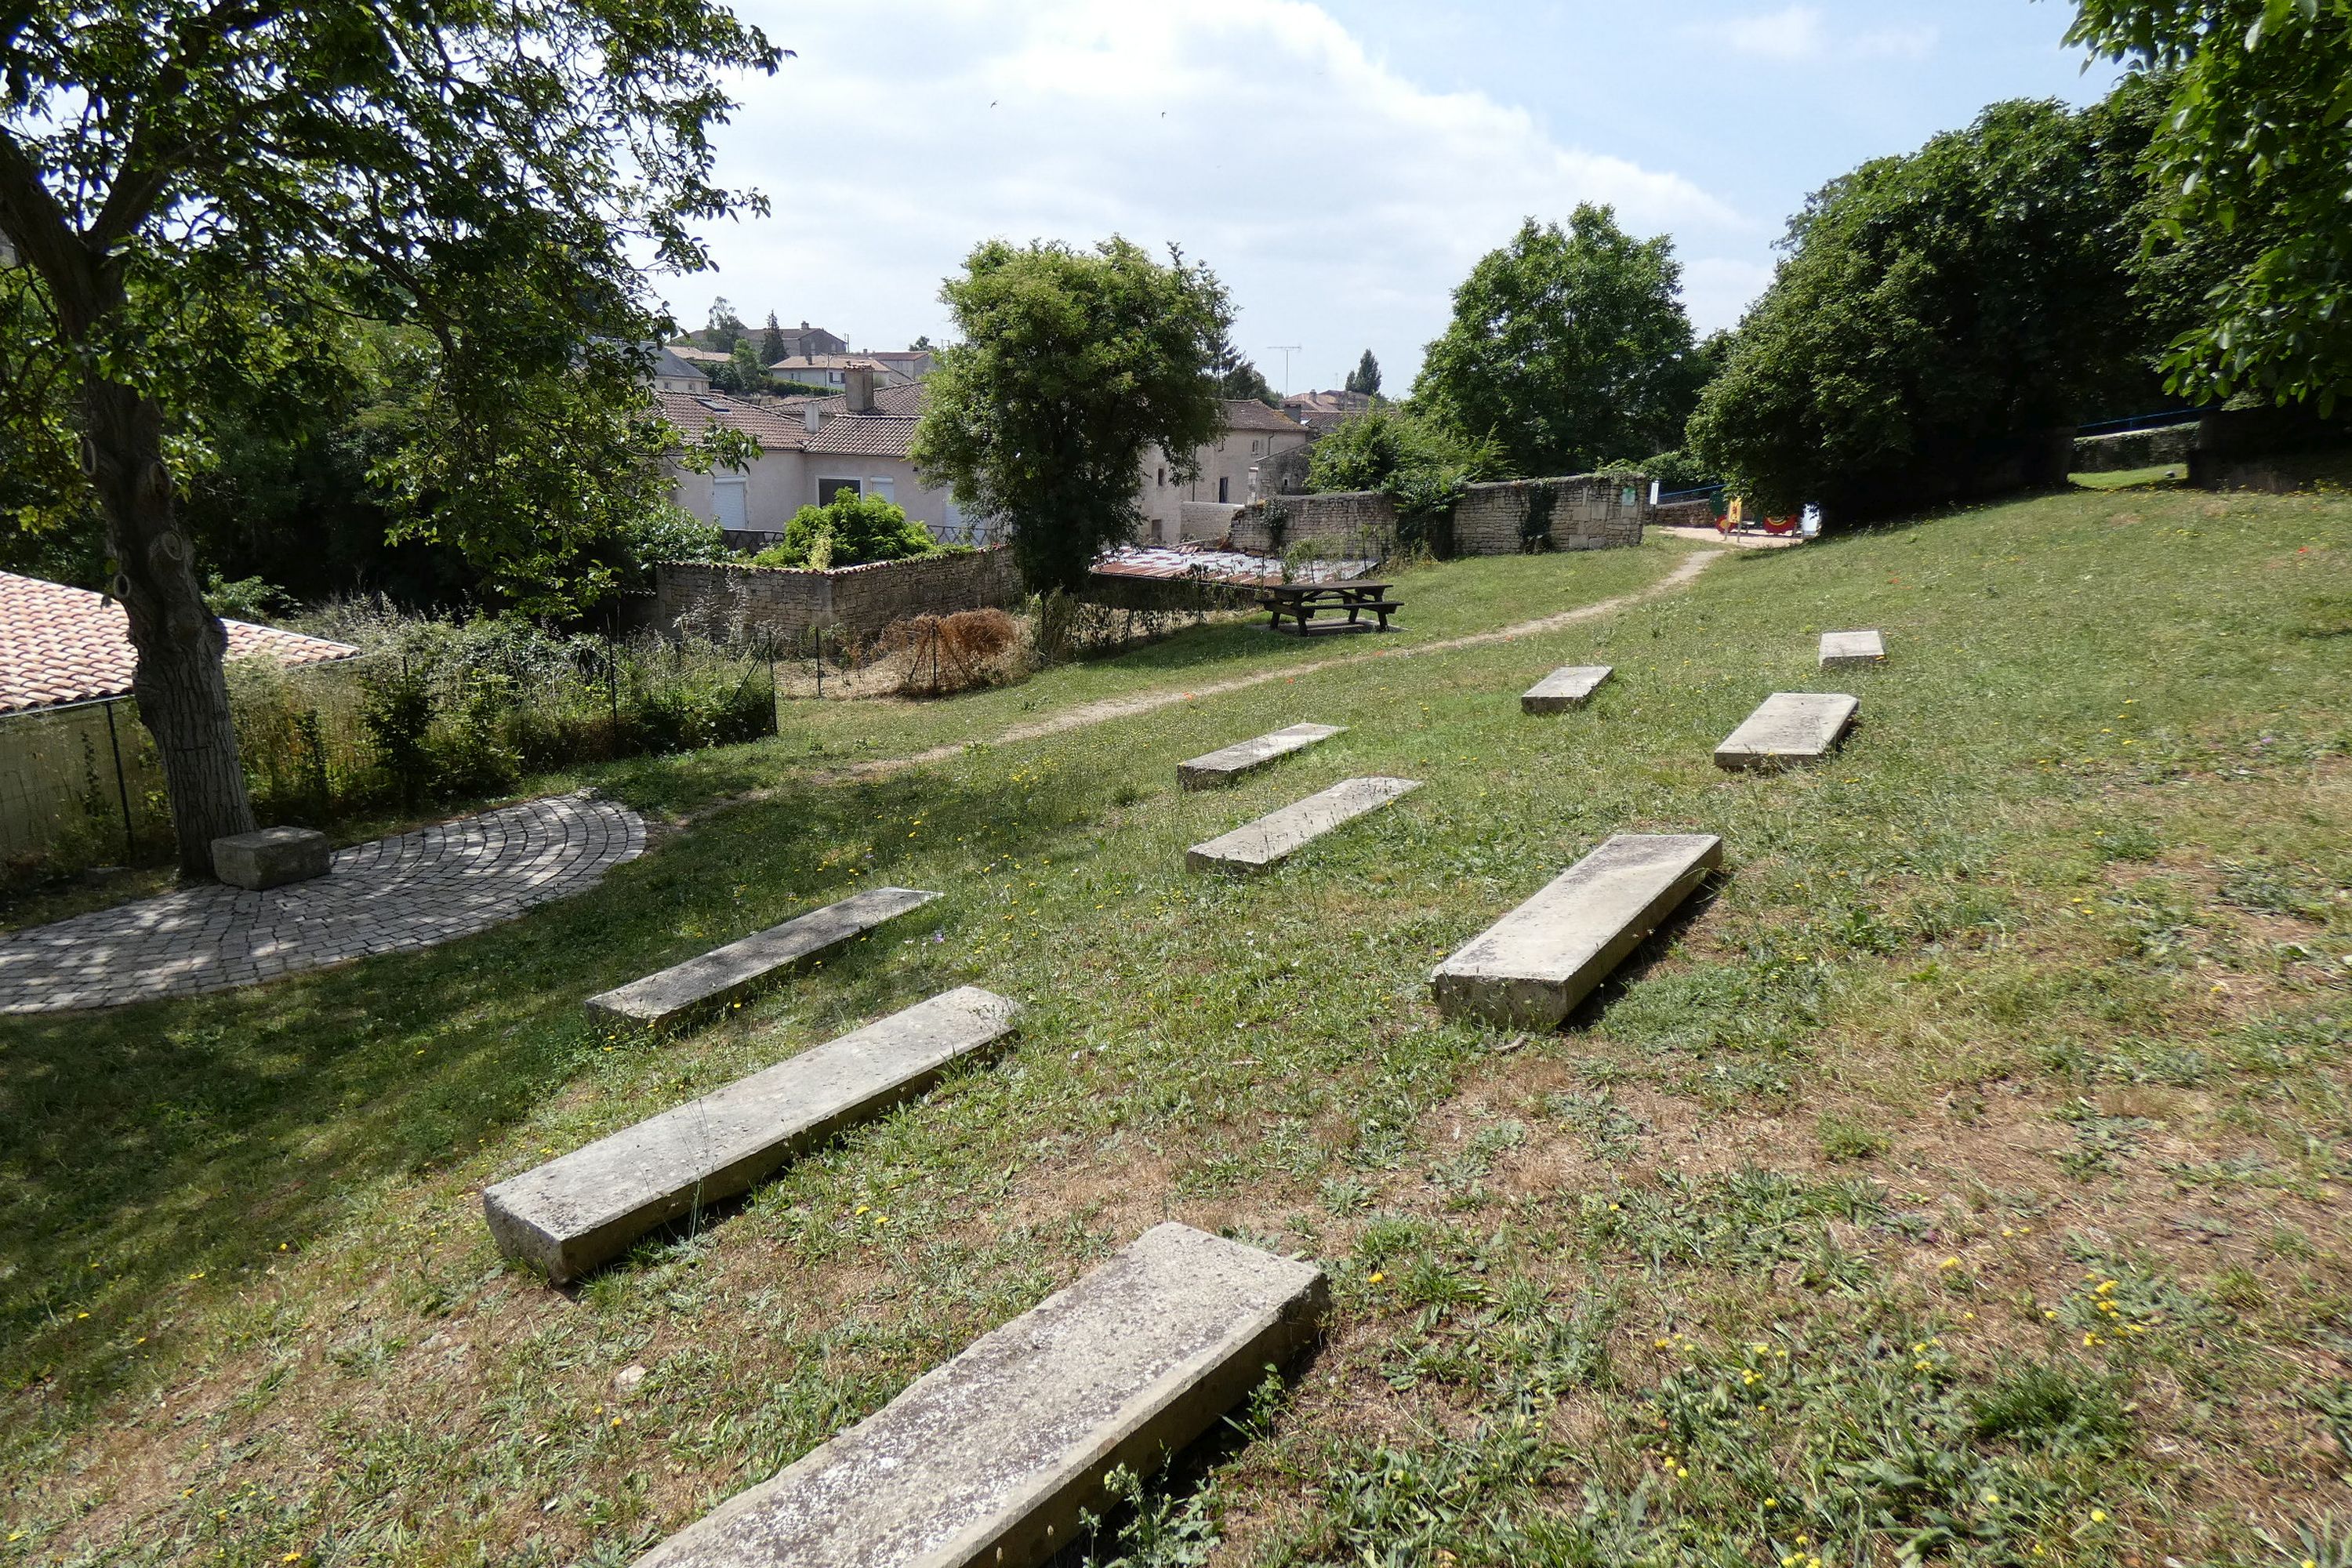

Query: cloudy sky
655 1 2123 394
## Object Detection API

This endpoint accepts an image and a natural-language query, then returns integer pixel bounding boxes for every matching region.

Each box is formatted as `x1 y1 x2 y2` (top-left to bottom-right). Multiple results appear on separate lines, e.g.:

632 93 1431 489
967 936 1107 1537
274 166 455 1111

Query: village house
1281 388 1374 432
764 352 921 391
1138 401 1312 544
658 368 985 543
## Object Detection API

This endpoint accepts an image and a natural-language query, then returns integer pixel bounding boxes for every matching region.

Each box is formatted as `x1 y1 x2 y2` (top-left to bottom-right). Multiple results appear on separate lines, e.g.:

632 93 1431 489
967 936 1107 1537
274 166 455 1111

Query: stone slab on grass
1187 777 1420 873
587 887 940 1026
1177 724 1343 790
211 826 331 890
1431 833 1722 1029
488 986 1018 1282
632 1222 1329 1568
1713 693 1860 771
1521 665 1614 714
1819 630 1886 669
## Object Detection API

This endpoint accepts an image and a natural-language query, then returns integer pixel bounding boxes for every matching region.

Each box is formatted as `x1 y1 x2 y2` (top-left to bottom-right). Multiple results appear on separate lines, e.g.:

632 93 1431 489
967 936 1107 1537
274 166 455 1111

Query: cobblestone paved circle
0 793 644 1014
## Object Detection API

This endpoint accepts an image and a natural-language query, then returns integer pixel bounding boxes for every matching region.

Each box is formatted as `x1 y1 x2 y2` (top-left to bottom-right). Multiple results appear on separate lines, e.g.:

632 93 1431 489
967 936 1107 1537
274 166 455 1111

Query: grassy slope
3 490 2350 1566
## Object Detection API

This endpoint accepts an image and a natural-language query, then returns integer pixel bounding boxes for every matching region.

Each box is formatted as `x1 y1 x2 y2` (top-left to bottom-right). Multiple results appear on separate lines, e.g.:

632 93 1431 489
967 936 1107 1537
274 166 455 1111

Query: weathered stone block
1187 777 1419 873
587 887 940 1026
1713 693 1860 771
1818 630 1886 669
1521 665 1613 713
487 987 1017 1282
210 826 332 891
1177 724 1343 790
1432 833 1722 1029
632 1223 1327 1568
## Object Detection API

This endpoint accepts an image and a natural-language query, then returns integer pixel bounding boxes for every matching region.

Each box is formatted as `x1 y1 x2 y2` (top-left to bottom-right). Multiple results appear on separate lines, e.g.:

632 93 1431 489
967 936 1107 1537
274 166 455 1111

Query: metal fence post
102 699 133 858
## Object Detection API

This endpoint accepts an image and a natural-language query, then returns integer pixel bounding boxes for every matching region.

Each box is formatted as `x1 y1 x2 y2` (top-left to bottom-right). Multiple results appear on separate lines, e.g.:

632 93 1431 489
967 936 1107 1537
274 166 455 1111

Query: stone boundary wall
1231 474 1647 558
1453 477 1646 554
2073 423 2197 474
1650 498 1718 530
1231 491 1396 555
1179 500 1243 541
643 548 1023 648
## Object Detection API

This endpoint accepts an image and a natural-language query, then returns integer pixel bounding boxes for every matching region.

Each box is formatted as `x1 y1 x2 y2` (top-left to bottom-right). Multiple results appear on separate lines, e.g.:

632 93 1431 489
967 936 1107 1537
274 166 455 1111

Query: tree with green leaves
1414 205 1704 477
1304 405 1502 551
1345 350 1381 398
1212 342 1279 406
0 1 779 876
2069 0 2352 412
913 238 1230 593
1689 93 2179 521
760 311 788 368
704 298 747 354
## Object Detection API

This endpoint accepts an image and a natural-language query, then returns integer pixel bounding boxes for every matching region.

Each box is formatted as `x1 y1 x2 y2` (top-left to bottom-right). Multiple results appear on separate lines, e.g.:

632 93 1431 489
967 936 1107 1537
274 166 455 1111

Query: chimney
844 365 876 415
804 402 822 434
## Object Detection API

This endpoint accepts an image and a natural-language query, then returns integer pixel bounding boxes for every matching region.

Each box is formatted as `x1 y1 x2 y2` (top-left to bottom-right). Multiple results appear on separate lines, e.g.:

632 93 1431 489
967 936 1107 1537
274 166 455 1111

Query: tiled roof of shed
0 572 358 717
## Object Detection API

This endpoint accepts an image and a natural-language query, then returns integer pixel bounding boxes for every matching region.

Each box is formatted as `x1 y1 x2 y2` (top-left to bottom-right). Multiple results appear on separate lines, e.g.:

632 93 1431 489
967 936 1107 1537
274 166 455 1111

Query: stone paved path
0 793 644 1014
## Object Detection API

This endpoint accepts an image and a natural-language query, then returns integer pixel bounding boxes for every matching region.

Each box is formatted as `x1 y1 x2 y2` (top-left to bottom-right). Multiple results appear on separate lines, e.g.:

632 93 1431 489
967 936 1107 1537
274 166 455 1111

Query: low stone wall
2073 423 2197 474
1650 498 1718 530
1452 477 1646 554
644 548 1023 648
1231 474 1647 558
1232 491 1396 555
1178 501 1242 542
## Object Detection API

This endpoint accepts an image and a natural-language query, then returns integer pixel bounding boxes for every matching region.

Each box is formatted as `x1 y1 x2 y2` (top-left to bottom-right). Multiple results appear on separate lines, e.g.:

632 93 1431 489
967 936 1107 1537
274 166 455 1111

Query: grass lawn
2071 466 2188 492
4 488 2350 1566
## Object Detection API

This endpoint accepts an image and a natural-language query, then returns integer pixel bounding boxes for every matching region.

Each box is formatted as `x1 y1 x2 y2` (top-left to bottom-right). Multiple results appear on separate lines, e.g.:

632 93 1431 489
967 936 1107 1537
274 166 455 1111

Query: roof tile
0 572 358 717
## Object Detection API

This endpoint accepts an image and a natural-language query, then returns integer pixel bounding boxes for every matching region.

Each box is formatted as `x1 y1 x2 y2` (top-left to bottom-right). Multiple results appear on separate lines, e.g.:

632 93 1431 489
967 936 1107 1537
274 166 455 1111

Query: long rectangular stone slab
488 986 1018 1282
633 1222 1329 1568
1713 692 1859 771
1431 833 1722 1029
1177 723 1342 790
1819 630 1886 668
587 887 941 1025
1187 776 1420 873
1522 664 1613 713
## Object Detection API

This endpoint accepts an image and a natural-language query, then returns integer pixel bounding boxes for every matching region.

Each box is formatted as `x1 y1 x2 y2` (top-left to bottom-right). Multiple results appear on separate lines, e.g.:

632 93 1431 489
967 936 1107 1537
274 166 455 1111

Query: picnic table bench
1254 580 1399 636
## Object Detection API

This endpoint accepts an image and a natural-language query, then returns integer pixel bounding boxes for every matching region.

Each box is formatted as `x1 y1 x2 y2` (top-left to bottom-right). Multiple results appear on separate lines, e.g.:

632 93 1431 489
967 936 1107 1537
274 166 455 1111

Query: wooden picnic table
1254 580 1399 636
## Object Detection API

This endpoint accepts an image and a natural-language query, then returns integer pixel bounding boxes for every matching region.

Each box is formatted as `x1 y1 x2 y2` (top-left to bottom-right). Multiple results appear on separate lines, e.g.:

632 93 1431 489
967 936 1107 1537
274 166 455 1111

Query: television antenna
1265 345 1301 398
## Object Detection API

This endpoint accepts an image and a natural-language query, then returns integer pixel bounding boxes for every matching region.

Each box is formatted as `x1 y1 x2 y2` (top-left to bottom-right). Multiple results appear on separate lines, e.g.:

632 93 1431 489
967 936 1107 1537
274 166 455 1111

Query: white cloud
1708 5 1937 64
659 0 1759 387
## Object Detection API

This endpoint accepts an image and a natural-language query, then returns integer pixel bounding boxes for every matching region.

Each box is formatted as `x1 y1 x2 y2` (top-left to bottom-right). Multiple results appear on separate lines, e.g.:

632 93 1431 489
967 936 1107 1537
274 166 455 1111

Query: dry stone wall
1453 477 1646 554
643 548 1023 648
1232 474 1646 559
2073 423 2196 474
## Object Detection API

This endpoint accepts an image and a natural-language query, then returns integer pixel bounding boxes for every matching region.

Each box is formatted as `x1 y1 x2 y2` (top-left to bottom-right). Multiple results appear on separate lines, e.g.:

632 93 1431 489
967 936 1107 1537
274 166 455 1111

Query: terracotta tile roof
0 571 358 717
766 353 892 372
652 388 810 451
665 344 738 365
803 416 918 457
1222 399 1306 434
804 382 927 418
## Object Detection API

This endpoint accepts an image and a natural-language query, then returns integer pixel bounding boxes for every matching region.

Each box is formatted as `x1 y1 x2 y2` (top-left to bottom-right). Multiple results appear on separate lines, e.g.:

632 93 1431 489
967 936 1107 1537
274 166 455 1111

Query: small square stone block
1522 665 1613 713
1819 630 1886 669
211 826 332 890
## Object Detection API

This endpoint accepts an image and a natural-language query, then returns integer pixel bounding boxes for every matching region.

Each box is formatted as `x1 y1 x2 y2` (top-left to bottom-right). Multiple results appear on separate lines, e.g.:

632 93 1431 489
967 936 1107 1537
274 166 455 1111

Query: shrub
753 492 935 568
883 608 1020 695
1305 408 1504 554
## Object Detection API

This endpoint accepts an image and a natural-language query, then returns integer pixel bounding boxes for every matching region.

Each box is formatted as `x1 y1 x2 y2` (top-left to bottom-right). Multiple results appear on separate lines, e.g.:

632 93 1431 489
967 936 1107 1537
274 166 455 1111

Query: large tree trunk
82 378 256 878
